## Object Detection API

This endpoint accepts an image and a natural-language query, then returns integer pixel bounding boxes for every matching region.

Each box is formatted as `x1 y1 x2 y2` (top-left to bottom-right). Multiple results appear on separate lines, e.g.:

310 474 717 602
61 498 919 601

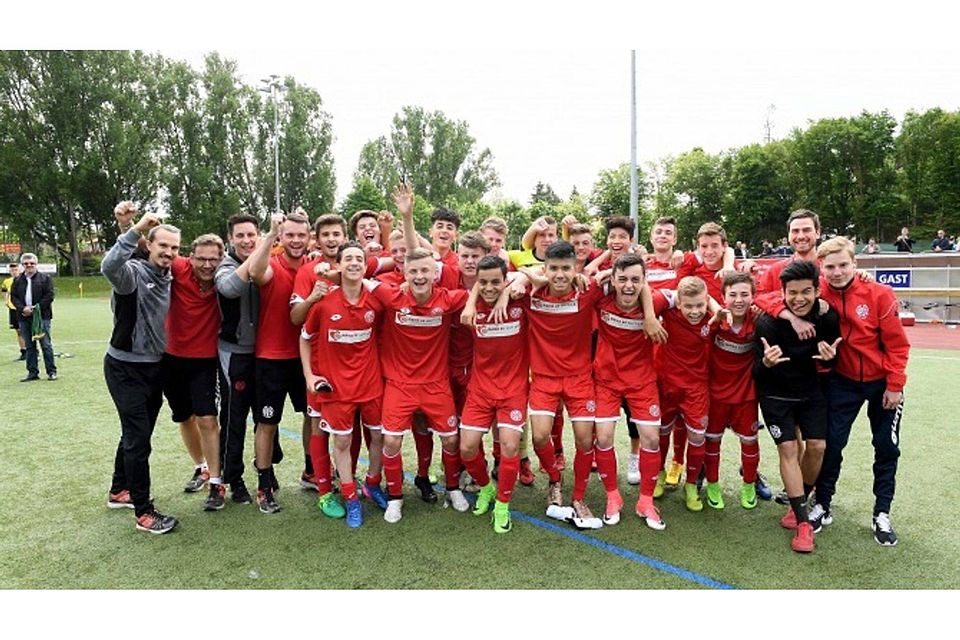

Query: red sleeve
292 262 317 304
652 290 670 316
676 251 701 280
369 282 400 309
302 303 321 338
437 263 461 289
444 288 471 313
754 290 786 317
365 256 382 278
876 287 910 392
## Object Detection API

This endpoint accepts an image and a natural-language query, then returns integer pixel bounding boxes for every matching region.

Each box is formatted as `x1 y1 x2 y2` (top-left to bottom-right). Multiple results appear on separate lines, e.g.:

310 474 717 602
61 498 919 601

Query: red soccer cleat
791 522 815 553
781 508 798 529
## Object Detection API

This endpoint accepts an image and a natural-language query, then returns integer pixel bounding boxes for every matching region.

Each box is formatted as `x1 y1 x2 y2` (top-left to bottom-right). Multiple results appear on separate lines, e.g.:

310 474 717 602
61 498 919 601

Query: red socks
365 472 382 487
571 447 594 501
673 421 687 464
461 450 490 487
639 447 661 497
551 406 565 454
497 455 520 503
441 447 461 491
741 439 760 483
659 426 671 468
533 442 561 483
685 438 704 485
383 449 404 499
705 437 722 483
595 445 618 492
413 429 433 477
309 432 331 495
341 481 357 502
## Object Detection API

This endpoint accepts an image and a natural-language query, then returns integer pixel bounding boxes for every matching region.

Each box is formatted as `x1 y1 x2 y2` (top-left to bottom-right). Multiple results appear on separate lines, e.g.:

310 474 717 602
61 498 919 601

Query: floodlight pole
629 50 639 243
260 75 283 215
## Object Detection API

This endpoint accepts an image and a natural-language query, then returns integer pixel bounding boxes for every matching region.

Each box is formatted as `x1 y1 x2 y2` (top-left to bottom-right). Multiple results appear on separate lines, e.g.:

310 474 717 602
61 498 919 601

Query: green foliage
339 176 387 219
655 149 725 247
530 181 560 205
896 108 960 236
590 163 647 219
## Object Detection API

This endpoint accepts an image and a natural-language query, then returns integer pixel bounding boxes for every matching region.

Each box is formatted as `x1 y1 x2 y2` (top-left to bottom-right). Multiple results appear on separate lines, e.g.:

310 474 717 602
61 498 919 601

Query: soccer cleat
740 482 758 510
774 489 789 505
705 482 725 510
135 510 177 534
361 483 389 511
446 489 470 512
635 496 666 530
460 471 481 494
300 472 318 491
791 521 815 553
653 470 666 498
547 480 563 507
755 472 773 501
384 498 403 524
48 372 58 381
231 479 253 505
19 374 40 382
665 461 683 487
184 467 209 493
603 489 623 526
345 500 363 528
684 483 703 512
571 499 604 529
555 452 566 472
413 475 438 503
317 492 346 519
473 483 497 516
518 458 535 486
781 508 798 529
257 489 281 514
626 453 640 485
808 502 832 533
872 512 898 546
203 483 226 511
107 490 134 509
492 500 512 534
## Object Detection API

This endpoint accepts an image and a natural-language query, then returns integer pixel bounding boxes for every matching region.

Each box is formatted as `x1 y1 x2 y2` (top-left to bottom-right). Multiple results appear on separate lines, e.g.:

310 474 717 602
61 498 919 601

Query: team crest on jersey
768 424 782 439
431 307 444 316
856 303 870 319
649 404 660 418
262 406 274 420
400 307 411 315
700 325 711 337
331 314 342 321
509 307 523 319
586 400 596 413
447 415 458 427
234 380 246 392
476 313 486 321
510 409 522 422
364 310 375 324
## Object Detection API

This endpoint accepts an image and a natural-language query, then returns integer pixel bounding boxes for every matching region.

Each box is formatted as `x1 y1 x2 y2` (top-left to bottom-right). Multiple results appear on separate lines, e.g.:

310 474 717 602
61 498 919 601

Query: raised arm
248 213 283 286
391 183 420 255
101 202 161 294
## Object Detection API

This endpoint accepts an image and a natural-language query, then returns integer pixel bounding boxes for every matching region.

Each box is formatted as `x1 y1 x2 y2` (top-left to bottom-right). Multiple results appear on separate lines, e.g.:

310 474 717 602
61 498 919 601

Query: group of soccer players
101 189 909 554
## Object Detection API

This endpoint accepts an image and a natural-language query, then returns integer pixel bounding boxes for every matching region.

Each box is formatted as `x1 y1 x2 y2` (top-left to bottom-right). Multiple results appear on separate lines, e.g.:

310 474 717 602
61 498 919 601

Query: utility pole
259 75 283 215
629 50 639 242
764 104 776 144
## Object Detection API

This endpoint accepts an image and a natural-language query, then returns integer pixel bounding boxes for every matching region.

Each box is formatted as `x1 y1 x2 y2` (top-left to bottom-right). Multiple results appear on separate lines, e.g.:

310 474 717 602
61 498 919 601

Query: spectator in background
775 238 794 256
2 263 27 361
894 227 915 252
10 253 57 382
863 238 880 254
931 229 953 252
734 241 749 259
760 240 773 257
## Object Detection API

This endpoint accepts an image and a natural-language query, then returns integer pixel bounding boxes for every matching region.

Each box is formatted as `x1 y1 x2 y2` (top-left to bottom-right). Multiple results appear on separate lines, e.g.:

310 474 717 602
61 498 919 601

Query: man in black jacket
754 260 840 553
10 253 57 382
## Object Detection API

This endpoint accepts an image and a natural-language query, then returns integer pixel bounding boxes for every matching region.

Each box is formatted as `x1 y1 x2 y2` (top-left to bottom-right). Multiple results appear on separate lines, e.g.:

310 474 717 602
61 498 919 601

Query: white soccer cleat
384 498 403 524
546 504 576 522
572 499 604 530
446 489 470 512
626 453 640 485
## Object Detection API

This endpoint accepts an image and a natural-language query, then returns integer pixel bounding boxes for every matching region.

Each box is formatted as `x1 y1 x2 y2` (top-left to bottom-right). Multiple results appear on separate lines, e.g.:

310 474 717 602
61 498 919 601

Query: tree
656 149 724 246
896 108 960 236
721 142 796 245
590 163 647 219
339 175 387 219
356 106 499 205
530 181 560 205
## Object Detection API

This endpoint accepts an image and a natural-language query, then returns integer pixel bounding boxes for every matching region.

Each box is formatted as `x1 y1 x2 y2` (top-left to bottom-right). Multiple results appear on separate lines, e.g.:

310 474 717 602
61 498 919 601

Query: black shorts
162 354 219 422
8 308 17 330
759 393 827 445
255 357 307 425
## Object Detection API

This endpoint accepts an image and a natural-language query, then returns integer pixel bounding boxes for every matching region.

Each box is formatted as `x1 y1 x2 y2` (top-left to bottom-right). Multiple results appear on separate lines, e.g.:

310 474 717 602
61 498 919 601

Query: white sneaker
384 498 403 524
446 489 470 512
626 453 640 485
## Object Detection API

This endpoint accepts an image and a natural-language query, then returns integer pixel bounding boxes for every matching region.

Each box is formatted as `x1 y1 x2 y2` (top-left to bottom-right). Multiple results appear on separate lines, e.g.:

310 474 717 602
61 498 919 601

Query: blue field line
277 427 735 589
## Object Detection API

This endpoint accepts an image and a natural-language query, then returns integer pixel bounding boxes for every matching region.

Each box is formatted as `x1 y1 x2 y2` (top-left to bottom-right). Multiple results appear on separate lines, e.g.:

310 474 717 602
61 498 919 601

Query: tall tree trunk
67 203 82 276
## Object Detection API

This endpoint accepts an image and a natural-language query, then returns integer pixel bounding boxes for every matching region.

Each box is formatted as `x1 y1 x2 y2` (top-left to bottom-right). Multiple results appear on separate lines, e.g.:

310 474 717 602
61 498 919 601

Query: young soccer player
510 215 558 269
753 260 840 553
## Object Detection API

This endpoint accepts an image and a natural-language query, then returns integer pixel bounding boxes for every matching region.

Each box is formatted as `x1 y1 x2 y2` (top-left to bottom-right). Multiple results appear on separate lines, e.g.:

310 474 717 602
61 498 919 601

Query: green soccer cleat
706 482 725 510
473 483 496 516
684 483 703 512
653 471 666 499
492 500 512 534
317 492 346 519
740 481 758 510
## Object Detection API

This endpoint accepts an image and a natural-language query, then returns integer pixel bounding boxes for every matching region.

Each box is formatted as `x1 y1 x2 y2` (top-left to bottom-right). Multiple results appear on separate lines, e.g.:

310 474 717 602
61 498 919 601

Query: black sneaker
257 488 281 514
807 502 832 533
136 510 177 534
48 372 58 381
872 512 898 546
231 479 253 504
19 375 40 382
413 475 437 504
774 489 790 505
184 467 209 493
203 483 226 511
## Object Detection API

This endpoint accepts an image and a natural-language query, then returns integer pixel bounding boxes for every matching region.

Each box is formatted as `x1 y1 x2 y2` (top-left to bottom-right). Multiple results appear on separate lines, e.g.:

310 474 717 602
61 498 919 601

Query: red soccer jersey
709 314 757 403
292 255 383 304
166 257 220 358
527 284 604 374
448 274 474 370
301 286 384 403
438 250 459 270
655 306 713 390
469 298 530 400
594 290 672 388
645 256 682 291
677 252 724 302
371 284 470 384
256 254 305 359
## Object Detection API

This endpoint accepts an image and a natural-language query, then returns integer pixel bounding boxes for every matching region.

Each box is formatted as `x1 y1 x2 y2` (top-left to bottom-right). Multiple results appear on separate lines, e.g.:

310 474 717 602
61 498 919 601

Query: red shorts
529 371 596 423
460 388 529 434
595 379 661 427
658 382 709 435
382 380 459 438
320 397 383 436
707 399 759 439
449 365 472 416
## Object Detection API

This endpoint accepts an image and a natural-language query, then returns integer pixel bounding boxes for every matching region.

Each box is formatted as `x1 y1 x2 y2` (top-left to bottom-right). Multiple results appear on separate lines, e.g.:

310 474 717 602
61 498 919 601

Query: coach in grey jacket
102 202 181 534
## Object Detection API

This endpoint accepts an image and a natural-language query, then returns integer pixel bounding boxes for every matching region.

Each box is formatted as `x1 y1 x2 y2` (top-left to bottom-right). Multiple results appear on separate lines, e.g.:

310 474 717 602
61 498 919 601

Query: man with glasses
10 253 57 382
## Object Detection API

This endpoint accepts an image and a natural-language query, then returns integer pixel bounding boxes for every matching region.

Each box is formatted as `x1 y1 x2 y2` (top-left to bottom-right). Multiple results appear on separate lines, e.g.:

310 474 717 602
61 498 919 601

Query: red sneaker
791 521 815 553
107 490 134 509
781 508 798 529
518 458 535 486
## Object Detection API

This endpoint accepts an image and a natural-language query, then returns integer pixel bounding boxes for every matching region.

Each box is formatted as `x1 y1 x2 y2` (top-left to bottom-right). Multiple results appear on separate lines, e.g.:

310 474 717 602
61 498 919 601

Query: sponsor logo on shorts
328 328 372 343
530 298 579 314
856 303 870 319
509 306 523 319
714 335 753 354
768 424 782 439
262 406 274 420
600 310 643 331
475 320 521 338
649 403 660 418
364 310 375 324
510 409 522 422
586 400 596 413
331 314 342 321
447 415 458 427
396 312 443 327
